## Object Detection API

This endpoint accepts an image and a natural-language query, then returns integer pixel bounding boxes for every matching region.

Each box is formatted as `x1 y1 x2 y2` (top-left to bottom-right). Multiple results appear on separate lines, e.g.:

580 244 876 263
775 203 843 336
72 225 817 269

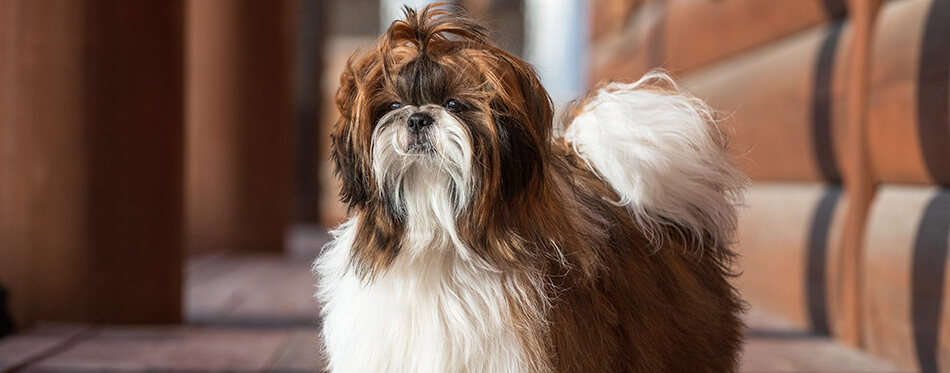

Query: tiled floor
0 253 325 373
0 226 898 372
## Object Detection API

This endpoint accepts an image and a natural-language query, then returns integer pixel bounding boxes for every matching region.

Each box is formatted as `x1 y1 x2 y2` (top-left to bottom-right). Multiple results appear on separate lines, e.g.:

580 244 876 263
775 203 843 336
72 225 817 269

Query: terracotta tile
267 329 325 372
0 323 90 371
186 254 320 328
26 326 291 372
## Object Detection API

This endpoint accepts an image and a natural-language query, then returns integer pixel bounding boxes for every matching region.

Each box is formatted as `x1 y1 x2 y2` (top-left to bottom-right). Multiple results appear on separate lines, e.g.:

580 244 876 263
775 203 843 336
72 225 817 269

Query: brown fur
329 3 744 371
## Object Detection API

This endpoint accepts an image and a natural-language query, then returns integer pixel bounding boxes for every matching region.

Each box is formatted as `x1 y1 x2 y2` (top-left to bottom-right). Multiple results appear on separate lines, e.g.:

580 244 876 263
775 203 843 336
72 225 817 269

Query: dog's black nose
407 112 433 133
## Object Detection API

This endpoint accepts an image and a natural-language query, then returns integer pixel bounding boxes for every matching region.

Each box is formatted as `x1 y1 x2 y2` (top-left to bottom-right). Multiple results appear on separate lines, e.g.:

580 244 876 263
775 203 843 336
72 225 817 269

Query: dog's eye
444 99 461 112
387 102 402 111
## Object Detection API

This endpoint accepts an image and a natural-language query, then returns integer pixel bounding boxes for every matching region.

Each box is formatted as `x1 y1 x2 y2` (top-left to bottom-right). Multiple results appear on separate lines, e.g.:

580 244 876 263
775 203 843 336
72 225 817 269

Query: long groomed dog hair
315 3 747 372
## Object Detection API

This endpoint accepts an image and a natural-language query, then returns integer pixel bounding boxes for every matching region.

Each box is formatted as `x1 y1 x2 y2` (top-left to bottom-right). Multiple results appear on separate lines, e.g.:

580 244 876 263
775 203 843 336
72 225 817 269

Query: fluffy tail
562 71 747 253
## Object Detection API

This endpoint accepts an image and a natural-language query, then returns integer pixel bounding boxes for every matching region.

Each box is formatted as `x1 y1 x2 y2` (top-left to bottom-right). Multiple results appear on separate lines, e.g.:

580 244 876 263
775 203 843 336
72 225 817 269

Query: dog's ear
331 55 379 208
489 52 554 202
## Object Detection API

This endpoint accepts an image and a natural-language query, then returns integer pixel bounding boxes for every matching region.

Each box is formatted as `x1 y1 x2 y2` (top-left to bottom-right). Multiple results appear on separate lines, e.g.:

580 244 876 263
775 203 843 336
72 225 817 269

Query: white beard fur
314 71 745 372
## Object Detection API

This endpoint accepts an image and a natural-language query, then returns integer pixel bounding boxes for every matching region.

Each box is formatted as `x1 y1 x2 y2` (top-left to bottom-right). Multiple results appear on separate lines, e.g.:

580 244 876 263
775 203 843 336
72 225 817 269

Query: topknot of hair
383 2 491 55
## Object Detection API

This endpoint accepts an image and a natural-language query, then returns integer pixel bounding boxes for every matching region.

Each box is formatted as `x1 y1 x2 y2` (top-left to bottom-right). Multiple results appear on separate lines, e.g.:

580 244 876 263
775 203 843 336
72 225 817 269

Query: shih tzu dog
315 3 747 372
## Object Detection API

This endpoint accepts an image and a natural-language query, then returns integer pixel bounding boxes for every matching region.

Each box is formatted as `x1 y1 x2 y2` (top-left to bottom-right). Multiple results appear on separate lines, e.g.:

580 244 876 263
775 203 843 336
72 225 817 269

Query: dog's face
330 5 554 272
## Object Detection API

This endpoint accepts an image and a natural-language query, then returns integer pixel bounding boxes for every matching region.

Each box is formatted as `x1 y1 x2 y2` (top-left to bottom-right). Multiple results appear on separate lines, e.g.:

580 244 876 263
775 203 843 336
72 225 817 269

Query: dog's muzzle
406 112 435 153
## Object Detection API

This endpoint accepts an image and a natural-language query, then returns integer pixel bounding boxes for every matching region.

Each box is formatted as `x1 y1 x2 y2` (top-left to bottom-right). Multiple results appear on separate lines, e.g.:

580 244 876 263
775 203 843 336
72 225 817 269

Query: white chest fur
314 218 532 373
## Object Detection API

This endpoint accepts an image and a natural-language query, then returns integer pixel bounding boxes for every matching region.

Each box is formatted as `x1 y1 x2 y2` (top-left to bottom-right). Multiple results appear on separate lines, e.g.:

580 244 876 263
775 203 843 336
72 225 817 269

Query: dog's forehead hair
394 54 450 105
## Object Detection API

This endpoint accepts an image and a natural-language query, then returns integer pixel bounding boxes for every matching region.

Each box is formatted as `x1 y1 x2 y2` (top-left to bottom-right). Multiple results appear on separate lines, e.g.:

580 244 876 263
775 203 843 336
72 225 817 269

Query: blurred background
0 0 947 371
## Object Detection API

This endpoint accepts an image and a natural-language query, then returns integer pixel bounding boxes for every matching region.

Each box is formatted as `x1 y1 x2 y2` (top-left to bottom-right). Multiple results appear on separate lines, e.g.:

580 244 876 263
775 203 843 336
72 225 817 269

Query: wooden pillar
834 0 884 347
295 0 328 222
0 0 184 327
186 0 296 253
